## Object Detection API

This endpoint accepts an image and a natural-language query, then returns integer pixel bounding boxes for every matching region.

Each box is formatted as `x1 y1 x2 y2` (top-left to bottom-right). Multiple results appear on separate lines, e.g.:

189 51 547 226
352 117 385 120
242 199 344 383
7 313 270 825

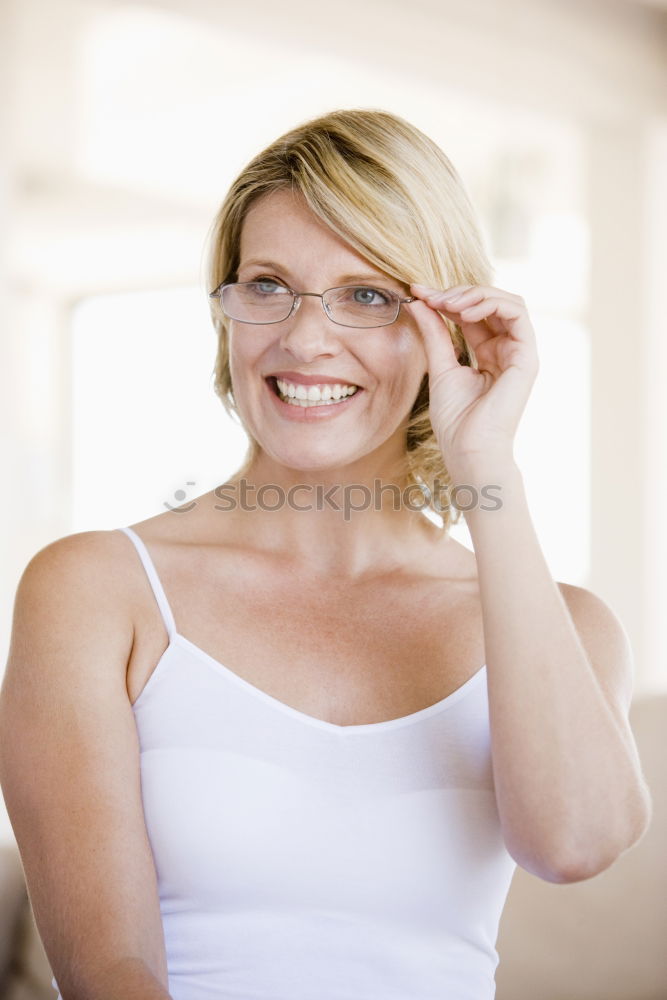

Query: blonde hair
206 107 492 531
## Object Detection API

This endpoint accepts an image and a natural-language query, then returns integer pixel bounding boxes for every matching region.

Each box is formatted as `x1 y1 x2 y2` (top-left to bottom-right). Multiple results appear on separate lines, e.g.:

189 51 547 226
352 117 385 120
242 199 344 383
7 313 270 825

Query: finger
455 286 525 306
411 282 473 303
411 283 525 306
457 296 525 331
409 299 461 374
424 295 514 344
461 300 538 363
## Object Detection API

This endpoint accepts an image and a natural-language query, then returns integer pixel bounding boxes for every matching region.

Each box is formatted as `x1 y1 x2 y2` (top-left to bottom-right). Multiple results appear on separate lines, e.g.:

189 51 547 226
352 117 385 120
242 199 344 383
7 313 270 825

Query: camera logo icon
163 481 198 513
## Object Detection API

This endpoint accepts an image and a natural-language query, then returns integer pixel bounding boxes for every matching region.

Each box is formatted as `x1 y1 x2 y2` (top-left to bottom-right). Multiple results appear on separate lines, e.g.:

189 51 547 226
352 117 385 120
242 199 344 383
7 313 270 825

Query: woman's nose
278 295 339 354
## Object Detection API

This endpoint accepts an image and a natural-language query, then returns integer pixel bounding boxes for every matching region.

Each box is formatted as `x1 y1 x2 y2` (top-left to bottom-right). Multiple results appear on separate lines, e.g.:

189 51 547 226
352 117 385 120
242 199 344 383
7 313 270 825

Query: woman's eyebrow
238 259 406 290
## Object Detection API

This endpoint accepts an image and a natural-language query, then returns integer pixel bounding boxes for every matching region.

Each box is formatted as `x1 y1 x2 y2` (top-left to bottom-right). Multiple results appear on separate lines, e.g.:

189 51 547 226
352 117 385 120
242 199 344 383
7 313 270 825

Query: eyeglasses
209 279 416 329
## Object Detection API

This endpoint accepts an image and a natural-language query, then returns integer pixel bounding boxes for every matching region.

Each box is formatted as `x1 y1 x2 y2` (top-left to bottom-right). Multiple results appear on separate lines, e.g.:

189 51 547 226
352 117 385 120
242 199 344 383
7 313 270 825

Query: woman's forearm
59 957 172 1000
449 457 651 882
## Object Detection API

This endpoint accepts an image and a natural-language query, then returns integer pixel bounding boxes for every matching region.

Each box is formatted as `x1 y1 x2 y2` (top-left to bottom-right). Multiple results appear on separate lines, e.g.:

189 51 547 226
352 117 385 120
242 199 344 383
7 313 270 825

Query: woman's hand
409 283 540 477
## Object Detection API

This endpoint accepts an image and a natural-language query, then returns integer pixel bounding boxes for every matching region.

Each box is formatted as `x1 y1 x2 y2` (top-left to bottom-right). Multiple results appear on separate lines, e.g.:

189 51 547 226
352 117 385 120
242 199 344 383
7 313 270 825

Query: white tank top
51 525 517 1000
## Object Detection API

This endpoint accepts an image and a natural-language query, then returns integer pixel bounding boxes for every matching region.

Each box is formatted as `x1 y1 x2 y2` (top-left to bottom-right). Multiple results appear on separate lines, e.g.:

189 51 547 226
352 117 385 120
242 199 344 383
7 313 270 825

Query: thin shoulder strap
117 526 177 640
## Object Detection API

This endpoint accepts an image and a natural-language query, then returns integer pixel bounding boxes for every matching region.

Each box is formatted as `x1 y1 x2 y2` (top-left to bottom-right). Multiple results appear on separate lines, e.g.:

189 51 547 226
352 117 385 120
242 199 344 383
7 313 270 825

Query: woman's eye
351 286 392 306
251 276 287 293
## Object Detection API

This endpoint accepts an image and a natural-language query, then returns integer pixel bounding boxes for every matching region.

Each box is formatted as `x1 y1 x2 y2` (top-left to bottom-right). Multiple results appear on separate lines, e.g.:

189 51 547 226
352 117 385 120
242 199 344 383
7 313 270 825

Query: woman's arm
0 532 173 1000
457 458 652 883
408 282 652 884
67 957 172 1000
71 957 172 1000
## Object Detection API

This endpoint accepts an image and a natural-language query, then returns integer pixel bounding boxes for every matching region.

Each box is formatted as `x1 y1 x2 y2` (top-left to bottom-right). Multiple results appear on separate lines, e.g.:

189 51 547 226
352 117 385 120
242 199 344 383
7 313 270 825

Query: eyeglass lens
219 282 400 328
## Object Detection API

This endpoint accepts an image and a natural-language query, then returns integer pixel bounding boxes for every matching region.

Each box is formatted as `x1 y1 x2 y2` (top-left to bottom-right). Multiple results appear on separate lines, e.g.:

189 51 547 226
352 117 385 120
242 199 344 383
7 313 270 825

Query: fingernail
411 283 437 293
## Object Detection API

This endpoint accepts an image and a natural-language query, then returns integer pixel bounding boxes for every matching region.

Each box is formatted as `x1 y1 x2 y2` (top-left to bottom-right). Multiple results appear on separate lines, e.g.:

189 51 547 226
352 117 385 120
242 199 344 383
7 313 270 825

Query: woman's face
228 187 429 477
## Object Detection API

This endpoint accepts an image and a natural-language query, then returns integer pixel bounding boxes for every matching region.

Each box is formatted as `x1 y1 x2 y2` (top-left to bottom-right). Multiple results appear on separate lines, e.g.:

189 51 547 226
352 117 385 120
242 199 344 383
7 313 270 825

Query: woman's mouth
265 376 364 420
271 376 360 406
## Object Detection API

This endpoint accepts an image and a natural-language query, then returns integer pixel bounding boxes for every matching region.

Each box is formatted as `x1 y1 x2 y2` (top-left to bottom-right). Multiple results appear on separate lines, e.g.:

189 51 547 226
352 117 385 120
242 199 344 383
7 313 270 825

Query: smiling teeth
275 379 359 406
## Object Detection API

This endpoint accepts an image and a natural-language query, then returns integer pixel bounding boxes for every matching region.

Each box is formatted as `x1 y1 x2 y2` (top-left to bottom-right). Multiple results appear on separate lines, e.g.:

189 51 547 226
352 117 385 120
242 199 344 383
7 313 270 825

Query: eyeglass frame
208 279 417 329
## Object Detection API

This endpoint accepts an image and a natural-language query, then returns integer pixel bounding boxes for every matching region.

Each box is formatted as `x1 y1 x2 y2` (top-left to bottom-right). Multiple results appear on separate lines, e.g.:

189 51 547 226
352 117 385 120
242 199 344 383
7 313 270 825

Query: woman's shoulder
21 527 136 584
10 530 139 678
15 529 155 639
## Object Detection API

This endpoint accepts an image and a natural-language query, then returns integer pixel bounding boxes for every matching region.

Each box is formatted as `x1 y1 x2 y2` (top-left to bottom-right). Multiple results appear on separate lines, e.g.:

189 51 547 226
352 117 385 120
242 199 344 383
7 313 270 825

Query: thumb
411 299 462 379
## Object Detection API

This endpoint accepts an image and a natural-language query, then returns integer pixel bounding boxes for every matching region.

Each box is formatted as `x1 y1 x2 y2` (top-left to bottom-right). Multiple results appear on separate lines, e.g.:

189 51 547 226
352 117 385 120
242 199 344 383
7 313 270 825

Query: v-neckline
162 632 487 735
120 524 487 735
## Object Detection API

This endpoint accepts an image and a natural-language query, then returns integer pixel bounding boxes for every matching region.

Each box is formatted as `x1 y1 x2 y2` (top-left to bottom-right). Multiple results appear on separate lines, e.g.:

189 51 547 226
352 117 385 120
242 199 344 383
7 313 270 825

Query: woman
0 108 651 1000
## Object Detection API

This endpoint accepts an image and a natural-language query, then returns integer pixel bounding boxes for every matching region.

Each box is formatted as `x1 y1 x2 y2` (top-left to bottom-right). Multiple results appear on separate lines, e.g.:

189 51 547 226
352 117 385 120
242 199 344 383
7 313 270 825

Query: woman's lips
264 377 364 421
267 370 362 386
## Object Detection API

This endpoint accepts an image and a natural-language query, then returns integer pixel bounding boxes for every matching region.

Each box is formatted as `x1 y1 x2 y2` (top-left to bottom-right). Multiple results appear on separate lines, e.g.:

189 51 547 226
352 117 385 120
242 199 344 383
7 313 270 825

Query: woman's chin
260 446 359 477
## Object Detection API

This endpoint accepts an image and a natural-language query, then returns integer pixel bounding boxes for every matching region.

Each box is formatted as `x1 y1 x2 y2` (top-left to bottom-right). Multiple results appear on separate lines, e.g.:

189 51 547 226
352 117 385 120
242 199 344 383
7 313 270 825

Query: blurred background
0 0 665 996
